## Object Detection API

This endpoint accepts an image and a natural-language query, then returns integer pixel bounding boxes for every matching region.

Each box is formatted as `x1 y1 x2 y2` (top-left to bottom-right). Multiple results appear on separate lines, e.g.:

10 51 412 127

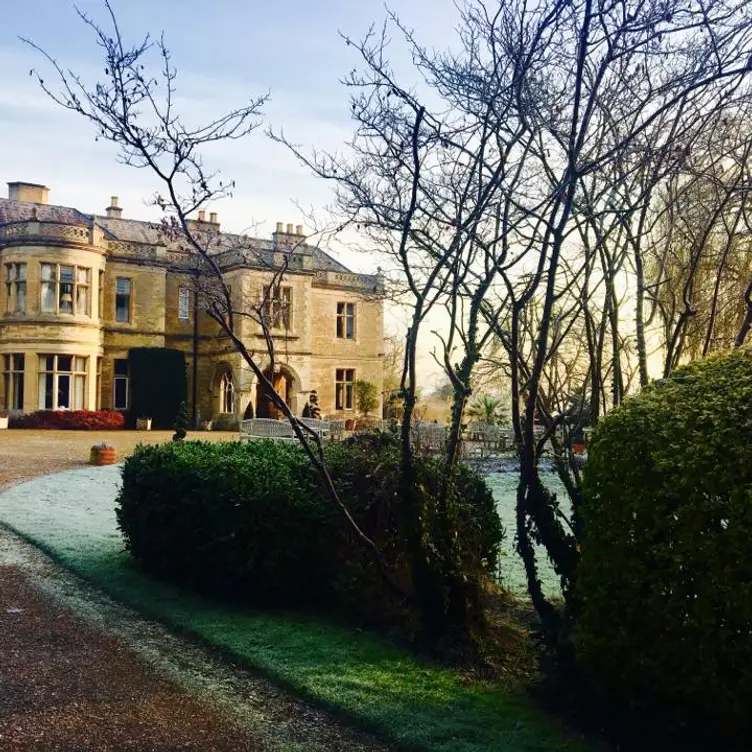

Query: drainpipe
192 288 199 429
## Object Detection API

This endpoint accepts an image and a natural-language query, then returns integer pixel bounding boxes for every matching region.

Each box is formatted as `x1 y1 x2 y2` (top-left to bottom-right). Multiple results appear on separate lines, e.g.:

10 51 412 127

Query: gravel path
0 431 388 752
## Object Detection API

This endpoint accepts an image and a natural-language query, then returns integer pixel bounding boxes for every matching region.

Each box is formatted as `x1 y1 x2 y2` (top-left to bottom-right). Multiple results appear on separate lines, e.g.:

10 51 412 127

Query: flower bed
10 410 125 430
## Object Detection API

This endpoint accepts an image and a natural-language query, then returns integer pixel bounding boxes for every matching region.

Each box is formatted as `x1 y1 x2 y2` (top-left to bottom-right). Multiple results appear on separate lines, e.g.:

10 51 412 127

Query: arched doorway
255 365 298 419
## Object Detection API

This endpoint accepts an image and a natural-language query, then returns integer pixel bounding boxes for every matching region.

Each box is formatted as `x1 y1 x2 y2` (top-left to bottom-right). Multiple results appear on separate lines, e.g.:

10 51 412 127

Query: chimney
106 196 122 218
276 221 284 233
198 209 206 222
209 212 217 224
8 181 50 205
295 225 303 235
286 223 294 234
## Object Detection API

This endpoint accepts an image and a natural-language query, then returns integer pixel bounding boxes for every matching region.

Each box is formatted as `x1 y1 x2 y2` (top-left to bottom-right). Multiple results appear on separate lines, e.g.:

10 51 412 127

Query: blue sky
0 0 456 250
0 0 461 385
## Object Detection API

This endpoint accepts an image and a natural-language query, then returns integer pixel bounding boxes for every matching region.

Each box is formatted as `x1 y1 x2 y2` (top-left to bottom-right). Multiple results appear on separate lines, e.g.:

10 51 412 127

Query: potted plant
90 442 117 465
0 412 9 430
354 379 379 430
136 416 152 431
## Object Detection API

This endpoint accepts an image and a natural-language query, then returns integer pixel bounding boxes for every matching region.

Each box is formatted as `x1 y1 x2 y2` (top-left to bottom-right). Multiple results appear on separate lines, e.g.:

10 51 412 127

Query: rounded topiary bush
116 433 503 635
116 440 338 606
576 349 752 737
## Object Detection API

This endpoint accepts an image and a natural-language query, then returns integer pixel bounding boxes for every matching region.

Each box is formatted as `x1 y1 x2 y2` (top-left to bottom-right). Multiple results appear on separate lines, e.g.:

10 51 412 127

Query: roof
0 196 352 274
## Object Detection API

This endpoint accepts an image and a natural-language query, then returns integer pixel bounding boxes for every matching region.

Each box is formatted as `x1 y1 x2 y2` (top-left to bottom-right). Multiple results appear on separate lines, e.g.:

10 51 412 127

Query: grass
0 468 592 752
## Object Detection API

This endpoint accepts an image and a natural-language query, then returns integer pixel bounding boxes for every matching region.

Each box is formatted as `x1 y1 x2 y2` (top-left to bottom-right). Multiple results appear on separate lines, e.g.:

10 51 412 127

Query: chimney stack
209 212 217 224
198 209 206 222
8 182 50 205
286 223 294 234
276 221 284 233
106 195 123 218
295 225 303 235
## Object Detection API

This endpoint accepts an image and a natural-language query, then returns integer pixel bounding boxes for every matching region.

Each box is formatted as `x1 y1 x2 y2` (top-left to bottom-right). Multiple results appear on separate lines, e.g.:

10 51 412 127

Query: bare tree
24 1 407 602
280 0 752 642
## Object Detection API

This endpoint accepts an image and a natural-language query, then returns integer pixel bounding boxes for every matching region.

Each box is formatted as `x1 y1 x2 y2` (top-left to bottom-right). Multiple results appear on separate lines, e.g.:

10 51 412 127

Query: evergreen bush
127 348 187 429
116 432 503 634
576 349 752 738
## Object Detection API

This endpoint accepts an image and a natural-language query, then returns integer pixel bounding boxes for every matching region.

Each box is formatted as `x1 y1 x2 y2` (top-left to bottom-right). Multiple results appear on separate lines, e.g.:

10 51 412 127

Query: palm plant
466 395 507 425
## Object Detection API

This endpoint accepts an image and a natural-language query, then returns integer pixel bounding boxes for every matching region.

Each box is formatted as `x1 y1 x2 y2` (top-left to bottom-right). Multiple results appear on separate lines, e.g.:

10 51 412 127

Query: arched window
219 371 234 414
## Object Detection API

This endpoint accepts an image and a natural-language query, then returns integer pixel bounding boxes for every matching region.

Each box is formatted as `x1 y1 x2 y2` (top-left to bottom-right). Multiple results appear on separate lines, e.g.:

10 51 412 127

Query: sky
0 0 461 388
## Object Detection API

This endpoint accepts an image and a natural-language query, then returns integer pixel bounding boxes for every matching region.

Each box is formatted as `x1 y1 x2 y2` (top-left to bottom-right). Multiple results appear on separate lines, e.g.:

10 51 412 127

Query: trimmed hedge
10 410 125 430
576 349 752 738
127 348 187 429
116 432 502 631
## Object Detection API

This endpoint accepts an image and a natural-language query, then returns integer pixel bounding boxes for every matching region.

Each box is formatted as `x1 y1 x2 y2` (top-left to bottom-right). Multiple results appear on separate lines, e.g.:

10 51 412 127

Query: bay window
2 354 25 411
40 263 91 315
5 263 27 314
38 355 87 410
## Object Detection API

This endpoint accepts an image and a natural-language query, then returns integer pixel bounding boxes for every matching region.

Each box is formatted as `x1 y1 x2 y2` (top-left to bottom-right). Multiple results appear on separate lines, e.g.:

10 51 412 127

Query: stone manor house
0 181 384 423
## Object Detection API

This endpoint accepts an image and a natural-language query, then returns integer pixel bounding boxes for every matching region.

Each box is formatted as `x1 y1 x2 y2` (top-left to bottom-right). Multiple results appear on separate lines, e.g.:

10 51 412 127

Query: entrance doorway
255 366 296 419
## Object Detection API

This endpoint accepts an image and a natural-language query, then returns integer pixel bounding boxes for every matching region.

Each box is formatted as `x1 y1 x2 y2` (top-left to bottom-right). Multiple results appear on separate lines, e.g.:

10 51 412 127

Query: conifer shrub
576 349 752 738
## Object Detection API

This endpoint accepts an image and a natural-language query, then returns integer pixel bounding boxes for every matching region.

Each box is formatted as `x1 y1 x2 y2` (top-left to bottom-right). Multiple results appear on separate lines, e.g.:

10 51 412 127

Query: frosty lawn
0 466 586 752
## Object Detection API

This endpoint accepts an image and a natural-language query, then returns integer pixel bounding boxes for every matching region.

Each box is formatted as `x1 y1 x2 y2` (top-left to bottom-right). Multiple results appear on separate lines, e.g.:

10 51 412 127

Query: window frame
219 371 234 414
178 286 191 321
37 354 88 410
336 302 356 340
115 277 133 324
98 270 105 319
262 284 292 331
4 263 27 314
40 262 92 317
113 358 129 410
2 353 25 410
335 368 356 411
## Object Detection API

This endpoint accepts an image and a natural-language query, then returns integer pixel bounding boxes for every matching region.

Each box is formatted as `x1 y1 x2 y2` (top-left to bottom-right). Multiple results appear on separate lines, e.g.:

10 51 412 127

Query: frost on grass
0 463 565 597
0 465 124 560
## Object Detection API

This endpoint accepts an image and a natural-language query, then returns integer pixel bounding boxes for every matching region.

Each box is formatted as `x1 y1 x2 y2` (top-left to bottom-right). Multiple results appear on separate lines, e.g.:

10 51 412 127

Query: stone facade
0 183 384 422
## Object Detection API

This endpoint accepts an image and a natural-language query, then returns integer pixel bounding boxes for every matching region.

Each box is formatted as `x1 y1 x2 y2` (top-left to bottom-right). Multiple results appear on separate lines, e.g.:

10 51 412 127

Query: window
336 302 356 339
335 368 355 410
40 263 91 316
262 285 292 329
113 359 129 410
38 355 87 410
2 354 25 410
219 371 234 413
98 271 105 318
115 278 132 323
178 286 190 320
96 357 102 410
5 263 27 314
76 267 90 315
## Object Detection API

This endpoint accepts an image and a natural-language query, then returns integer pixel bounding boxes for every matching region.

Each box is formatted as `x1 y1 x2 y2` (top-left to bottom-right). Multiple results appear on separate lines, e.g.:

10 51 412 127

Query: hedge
127 348 187 429
116 432 503 633
576 349 752 739
10 410 125 430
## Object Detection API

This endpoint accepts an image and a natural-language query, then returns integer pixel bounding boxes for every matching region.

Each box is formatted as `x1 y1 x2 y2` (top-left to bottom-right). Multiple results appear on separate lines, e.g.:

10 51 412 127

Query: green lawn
0 467 592 752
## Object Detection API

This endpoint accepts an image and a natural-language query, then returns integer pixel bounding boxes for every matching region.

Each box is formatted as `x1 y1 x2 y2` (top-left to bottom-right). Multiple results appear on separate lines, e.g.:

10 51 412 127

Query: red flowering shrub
10 410 125 430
